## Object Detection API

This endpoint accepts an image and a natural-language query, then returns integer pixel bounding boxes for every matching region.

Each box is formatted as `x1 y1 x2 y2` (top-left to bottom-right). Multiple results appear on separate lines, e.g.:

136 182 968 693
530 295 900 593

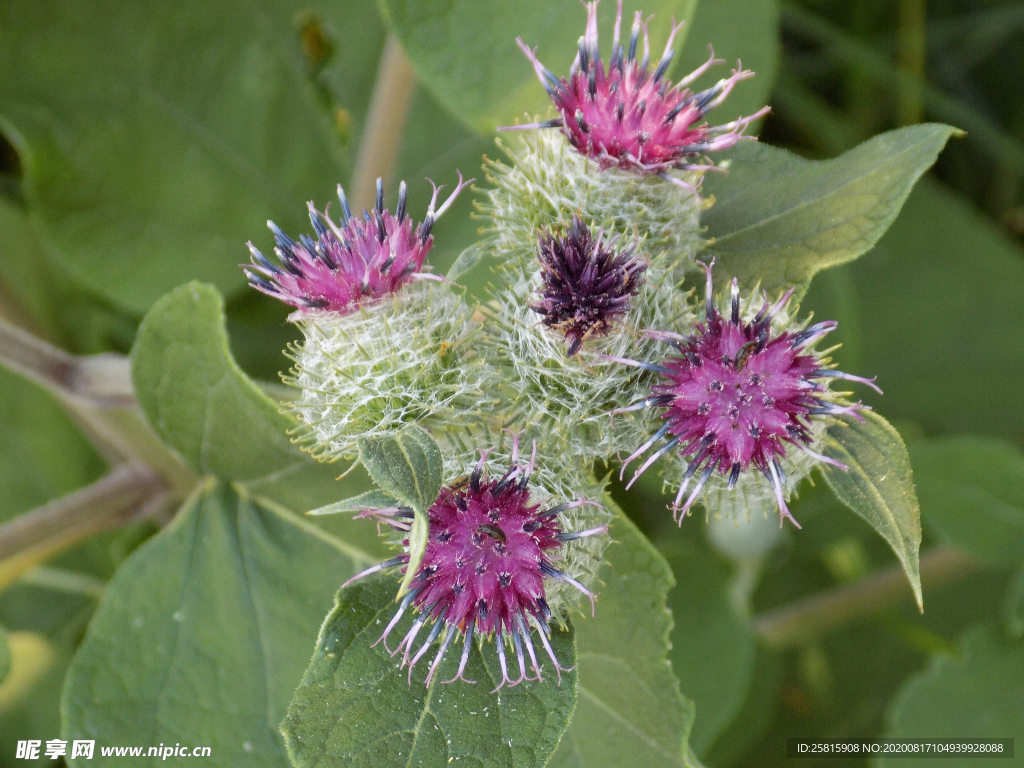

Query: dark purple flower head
609 261 880 527
244 174 471 314
530 215 646 356
344 439 605 690
503 0 770 189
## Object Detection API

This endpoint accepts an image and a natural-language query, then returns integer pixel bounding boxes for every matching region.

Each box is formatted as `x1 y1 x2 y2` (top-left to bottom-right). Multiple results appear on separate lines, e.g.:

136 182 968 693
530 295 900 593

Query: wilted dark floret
530 216 646 356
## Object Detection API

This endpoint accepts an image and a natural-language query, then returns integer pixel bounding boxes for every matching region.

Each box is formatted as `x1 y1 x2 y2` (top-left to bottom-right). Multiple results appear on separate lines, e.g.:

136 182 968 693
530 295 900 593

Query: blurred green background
0 0 1022 766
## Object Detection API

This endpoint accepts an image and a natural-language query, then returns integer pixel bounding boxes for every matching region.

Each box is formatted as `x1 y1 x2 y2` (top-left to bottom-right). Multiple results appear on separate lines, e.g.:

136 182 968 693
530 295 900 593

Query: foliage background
0 0 1022 766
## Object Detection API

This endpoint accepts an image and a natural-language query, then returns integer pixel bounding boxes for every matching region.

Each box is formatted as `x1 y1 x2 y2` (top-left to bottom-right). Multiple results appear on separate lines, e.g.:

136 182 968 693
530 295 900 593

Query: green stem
0 317 132 408
896 0 927 126
350 32 416 211
0 318 196 494
0 465 168 587
753 546 980 647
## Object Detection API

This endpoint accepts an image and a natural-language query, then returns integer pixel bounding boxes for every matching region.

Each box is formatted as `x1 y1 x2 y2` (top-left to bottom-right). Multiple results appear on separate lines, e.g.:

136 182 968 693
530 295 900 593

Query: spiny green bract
478 128 708 270
285 283 496 462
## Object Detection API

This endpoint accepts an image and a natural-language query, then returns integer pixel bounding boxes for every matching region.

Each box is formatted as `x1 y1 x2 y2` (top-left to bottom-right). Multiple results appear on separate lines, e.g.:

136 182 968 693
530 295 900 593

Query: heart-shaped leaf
61 481 376 767
0 0 386 313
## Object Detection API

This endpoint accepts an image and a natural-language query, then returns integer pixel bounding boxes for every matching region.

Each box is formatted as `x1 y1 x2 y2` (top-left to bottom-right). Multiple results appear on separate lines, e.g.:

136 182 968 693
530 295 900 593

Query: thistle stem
0 317 134 408
0 465 168 588
0 319 196 493
753 546 980 648
351 33 416 211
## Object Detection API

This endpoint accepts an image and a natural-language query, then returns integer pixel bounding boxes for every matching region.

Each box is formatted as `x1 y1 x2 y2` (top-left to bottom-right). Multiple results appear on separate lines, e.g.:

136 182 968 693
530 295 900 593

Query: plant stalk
350 32 416 211
753 546 980 648
0 465 168 589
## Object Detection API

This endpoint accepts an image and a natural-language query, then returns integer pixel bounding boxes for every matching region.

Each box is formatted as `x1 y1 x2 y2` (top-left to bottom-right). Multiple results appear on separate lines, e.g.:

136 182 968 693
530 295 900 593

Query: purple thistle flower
530 215 647 356
343 439 606 690
243 173 471 314
609 261 881 527
503 0 770 190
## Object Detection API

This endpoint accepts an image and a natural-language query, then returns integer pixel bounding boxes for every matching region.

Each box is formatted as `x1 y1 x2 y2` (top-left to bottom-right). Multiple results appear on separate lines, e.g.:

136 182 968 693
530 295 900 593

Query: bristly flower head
506 0 770 189
609 260 881 527
244 174 471 315
531 215 647 356
345 440 606 690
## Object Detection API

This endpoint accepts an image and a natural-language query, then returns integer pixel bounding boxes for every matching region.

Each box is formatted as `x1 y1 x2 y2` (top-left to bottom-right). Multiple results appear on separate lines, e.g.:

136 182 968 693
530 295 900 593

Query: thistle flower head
345 441 606 690
506 0 770 188
244 174 471 315
530 215 646 356
613 261 881 526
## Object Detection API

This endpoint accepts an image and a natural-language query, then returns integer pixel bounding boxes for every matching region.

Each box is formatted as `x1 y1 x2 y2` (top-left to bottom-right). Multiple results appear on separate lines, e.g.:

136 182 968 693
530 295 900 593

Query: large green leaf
281 574 577 768
701 124 959 296
379 0 699 133
0 0 385 314
61 481 374 767
674 0 779 122
802 178 1024 440
911 437 1024 567
549 501 700 768
660 540 755 757
882 625 1024 767
821 411 923 610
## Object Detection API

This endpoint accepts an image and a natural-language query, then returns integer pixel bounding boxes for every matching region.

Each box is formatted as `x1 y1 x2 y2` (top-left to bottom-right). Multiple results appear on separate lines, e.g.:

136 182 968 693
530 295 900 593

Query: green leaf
802 178 1024 440
62 481 375 767
701 124 960 296
281 574 577 768
660 540 756 757
0 0 386 314
308 490 401 516
882 625 1024 767
0 625 10 684
549 499 700 768
358 427 443 597
379 0 699 133
911 437 1024 567
132 282 304 480
356 426 444 514
821 411 923 610
674 0 779 122
446 246 487 285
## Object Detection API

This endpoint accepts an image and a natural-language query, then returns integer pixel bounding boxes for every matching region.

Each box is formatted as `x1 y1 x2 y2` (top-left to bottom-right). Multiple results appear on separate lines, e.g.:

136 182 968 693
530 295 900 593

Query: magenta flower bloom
344 441 605 690
243 174 471 314
609 261 880 526
530 215 646 356
505 0 770 189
